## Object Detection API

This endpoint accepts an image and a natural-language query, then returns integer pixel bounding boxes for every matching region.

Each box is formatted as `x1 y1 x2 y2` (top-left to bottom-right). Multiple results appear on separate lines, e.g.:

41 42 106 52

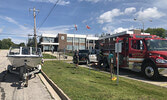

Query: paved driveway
0 50 54 100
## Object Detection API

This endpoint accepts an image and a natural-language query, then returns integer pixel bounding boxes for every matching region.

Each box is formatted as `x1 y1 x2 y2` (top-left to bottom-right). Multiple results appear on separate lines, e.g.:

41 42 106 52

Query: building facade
39 29 145 52
39 33 99 52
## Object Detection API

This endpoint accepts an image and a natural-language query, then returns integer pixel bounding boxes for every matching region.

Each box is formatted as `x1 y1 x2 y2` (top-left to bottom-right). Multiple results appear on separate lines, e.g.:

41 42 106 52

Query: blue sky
0 0 167 43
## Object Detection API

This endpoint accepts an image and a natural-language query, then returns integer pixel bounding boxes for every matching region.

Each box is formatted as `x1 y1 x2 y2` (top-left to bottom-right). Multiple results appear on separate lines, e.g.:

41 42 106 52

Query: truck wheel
142 63 159 80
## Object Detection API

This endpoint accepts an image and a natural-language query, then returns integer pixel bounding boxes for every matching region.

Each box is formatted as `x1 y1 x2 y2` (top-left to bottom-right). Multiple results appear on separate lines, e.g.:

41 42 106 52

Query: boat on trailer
7 47 43 87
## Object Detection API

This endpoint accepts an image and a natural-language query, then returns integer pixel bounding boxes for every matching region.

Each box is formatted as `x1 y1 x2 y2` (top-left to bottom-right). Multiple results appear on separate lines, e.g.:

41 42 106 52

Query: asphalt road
0 50 54 100
67 61 167 88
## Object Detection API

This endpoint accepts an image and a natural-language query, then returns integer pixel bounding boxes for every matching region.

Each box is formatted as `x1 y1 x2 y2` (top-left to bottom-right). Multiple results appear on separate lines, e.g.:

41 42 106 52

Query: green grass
65 52 73 56
43 61 167 100
43 54 57 59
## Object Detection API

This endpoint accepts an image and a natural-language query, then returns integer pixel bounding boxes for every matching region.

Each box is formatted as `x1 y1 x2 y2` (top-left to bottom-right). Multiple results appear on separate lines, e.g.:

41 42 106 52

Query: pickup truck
73 50 89 64
89 49 99 63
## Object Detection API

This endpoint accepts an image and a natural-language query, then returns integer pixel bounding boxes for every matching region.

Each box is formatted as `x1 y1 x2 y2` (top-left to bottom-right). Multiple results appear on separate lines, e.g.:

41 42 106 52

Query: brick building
39 29 147 52
39 33 99 52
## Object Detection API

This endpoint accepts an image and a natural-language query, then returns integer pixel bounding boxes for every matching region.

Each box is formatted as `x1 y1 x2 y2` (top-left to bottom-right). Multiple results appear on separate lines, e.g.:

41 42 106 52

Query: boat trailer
7 60 41 87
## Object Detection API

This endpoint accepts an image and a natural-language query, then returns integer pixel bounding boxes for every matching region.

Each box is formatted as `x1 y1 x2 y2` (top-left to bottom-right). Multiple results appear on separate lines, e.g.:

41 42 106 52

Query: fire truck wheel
142 63 159 80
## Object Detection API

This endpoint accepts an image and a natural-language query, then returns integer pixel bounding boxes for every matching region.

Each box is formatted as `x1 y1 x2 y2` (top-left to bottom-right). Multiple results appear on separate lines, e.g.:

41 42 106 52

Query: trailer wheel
7 65 12 73
142 63 159 80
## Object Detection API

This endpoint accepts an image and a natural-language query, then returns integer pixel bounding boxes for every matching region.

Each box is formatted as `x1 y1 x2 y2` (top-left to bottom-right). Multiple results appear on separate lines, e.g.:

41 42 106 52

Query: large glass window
146 39 167 51
74 38 79 43
44 45 50 51
43 37 49 43
43 37 55 43
50 38 54 43
67 37 73 42
74 45 79 50
79 45 85 50
131 40 144 50
67 45 72 50
79 38 85 43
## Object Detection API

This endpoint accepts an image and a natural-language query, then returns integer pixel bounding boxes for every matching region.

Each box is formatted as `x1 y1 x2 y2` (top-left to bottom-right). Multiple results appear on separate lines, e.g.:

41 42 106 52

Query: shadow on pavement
0 70 22 89
0 69 36 89
119 68 167 82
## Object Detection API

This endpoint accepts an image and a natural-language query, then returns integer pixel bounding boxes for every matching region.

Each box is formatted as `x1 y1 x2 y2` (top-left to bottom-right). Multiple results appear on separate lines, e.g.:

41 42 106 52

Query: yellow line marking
160 83 167 86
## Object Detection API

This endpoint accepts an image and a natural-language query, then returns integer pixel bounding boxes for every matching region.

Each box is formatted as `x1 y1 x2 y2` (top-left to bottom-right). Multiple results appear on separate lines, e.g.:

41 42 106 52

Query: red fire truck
99 30 167 80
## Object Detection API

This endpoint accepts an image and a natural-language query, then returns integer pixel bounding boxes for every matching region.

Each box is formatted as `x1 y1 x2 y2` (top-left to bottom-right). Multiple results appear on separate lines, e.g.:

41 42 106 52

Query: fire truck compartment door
128 39 146 72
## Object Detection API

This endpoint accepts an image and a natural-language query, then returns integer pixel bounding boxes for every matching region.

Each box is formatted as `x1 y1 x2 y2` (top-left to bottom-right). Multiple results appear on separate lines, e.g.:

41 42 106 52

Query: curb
44 59 72 61
41 70 71 100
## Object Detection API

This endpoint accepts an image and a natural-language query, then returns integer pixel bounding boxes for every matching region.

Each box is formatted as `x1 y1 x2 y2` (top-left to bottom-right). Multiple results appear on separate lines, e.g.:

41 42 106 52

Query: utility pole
29 7 39 52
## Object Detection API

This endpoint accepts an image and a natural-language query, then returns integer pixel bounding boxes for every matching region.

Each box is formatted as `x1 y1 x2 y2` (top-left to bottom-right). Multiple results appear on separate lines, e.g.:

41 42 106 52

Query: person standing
73 50 79 68
108 52 114 79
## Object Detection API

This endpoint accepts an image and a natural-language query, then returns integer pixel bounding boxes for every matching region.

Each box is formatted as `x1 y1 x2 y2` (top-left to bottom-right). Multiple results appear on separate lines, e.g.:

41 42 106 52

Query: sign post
115 43 122 85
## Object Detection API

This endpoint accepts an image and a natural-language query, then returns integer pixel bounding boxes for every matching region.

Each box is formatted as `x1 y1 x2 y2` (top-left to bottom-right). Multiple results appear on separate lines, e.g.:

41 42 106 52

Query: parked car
89 49 99 63
73 50 89 64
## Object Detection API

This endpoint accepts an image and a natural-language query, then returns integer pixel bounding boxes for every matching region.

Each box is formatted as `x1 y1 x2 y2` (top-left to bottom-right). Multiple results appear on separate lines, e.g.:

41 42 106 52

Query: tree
0 40 2 49
145 28 166 38
1 38 14 49
27 37 35 47
19 42 25 47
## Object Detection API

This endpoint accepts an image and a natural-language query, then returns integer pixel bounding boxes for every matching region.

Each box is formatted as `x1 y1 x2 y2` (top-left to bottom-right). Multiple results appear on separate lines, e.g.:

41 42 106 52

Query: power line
37 0 60 31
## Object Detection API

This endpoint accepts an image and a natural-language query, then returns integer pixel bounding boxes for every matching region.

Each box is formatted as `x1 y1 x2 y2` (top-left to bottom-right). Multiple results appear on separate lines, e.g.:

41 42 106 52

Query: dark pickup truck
73 50 89 64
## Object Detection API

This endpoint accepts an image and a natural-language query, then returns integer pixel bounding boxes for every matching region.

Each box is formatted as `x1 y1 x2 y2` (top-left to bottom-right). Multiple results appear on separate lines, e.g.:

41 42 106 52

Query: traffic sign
115 43 122 53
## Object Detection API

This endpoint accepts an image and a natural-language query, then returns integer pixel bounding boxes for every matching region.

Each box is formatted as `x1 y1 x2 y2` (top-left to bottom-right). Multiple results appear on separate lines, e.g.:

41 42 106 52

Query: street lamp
134 18 152 33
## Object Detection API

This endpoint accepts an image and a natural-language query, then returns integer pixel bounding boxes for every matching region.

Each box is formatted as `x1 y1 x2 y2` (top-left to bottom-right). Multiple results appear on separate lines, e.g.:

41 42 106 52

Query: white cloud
0 16 27 30
102 26 114 33
79 0 100 3
82 19 87 23
38 25 74 34
113 27 129 34
124 7 136 14
153 0 167 9
135 7 165 20
59 0 70 5
4 17 18 24
11 37 27 44
82 17 93 23
0 28 3 33
29 0 70 5
1 25 74 43
79 0 112 3
98 9 123 24
102 24 133 34
98 7 136 24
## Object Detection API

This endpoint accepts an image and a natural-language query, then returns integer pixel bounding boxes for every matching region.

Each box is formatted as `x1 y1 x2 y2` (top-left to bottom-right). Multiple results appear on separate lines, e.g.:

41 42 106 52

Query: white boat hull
8 56 42 68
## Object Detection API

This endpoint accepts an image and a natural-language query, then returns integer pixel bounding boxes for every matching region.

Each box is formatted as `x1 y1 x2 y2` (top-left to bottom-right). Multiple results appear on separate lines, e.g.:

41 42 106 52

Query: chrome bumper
158 68 167 75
